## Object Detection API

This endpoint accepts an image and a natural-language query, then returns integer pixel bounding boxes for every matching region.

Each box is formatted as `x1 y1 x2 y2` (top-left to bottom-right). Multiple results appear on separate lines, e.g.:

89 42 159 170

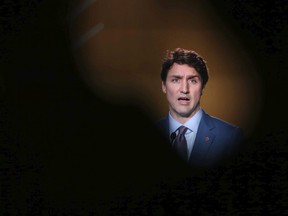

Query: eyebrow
170 75 200 79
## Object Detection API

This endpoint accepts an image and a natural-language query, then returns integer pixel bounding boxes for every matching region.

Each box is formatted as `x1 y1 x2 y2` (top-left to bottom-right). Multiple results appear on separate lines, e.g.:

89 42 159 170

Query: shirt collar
169 108 203 135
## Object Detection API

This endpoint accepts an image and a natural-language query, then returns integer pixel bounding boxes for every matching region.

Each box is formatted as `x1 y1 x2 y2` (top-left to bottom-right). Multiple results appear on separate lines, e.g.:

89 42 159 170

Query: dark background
1 0 288 214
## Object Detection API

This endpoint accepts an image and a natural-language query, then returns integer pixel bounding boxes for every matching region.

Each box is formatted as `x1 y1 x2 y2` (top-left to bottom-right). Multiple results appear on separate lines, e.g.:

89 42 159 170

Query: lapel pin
205 136 209 141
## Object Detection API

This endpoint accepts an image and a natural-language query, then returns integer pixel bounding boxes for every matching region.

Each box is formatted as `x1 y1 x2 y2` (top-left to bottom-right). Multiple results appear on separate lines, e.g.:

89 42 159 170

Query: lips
178 97 190 101
178 97 190 105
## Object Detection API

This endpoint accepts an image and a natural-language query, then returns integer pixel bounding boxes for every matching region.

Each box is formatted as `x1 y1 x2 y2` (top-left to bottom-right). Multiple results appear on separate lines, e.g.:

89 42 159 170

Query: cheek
192 88 203 98
165 86 173 95
166 90 172 98
166 90 177 102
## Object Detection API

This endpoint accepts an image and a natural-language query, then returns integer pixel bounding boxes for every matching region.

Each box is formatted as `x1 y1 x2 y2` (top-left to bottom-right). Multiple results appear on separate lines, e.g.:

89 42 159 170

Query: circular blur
68 0 262 138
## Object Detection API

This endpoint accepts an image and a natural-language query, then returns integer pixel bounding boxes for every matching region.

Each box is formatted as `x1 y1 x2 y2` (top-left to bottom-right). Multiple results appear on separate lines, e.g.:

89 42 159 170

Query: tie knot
178 126 188 135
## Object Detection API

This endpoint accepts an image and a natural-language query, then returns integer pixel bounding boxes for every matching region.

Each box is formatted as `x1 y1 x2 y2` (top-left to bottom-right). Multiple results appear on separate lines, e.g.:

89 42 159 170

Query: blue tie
173 126 188 161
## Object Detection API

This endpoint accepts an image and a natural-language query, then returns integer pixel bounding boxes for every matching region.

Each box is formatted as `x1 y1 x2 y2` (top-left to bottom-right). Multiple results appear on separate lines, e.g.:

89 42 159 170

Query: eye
171 78 179 83
190 79 197 84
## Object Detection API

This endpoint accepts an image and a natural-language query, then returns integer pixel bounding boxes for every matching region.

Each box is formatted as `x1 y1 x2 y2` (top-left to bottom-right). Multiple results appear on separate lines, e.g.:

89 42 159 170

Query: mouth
178 97 190 103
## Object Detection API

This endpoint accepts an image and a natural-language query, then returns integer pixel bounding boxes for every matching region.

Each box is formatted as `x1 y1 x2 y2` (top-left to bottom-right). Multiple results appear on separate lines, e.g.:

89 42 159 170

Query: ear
201 85 205 96
162 81 167 94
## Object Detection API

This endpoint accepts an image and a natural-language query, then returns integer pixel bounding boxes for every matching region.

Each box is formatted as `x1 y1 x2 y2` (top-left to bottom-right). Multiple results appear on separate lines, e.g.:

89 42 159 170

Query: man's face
162 63 204 123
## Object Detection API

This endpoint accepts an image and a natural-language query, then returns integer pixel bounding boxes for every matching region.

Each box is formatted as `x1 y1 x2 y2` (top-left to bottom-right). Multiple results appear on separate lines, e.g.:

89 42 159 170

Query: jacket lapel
189 112 216 162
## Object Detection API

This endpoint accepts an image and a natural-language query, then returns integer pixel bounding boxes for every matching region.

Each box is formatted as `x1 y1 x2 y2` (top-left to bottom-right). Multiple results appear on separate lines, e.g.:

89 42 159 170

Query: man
156 48 244 168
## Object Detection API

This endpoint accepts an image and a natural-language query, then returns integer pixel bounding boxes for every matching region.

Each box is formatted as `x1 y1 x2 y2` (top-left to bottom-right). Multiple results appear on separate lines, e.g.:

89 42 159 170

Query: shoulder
203 112 241 130
204 112 244 142
201 111 244 139
156 116 167 124
155 116 168 131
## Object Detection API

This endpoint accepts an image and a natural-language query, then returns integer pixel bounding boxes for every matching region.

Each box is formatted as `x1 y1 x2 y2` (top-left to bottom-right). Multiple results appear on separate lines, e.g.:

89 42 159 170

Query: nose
180 80 189 94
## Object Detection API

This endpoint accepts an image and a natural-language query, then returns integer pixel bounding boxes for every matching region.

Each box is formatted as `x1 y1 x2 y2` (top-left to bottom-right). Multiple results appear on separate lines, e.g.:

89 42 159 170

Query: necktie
172 126 188 161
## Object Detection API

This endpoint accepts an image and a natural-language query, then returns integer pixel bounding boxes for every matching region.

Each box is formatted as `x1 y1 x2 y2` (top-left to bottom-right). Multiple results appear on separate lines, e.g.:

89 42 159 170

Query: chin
178 110 193 118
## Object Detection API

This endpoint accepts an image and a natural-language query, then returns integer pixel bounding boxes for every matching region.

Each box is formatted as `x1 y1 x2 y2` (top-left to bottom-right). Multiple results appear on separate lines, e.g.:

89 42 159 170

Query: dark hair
160 48 209 87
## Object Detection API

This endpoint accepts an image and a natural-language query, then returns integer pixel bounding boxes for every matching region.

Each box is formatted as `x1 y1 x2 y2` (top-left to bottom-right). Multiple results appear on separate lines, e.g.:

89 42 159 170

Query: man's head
161 48 209 86
160 48 209 123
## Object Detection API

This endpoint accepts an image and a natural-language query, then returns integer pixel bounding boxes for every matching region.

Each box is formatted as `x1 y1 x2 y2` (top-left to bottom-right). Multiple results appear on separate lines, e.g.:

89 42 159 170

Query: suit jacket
156 110 244 168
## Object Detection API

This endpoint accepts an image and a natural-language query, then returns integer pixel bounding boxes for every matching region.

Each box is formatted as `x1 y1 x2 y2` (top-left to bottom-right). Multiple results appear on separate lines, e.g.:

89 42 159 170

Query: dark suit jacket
156 110 244 168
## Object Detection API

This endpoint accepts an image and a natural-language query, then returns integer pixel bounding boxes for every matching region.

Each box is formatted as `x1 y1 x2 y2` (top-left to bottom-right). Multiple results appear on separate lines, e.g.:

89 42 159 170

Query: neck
171 106 201 124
